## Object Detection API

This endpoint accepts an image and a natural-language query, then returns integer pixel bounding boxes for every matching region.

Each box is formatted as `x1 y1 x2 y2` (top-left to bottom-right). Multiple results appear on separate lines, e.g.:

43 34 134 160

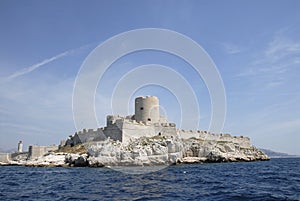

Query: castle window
148 118 151 121
158 132 161 136
140 107 144 110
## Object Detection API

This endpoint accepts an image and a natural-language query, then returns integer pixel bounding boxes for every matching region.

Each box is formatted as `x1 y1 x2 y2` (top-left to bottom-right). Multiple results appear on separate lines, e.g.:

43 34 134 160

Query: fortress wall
122 121 156 145
107 115 124 126
69 116 124 146
72 134 82 145
0 153 11 163
158 116 169 124
73 128 107 145
198 132 219 141
177 130 251 148
232 136 251 148
212 133 250 147
177 130 199 139
104 121 123 142
122 122 178 144
94 128 107 141
11 152 28 161
28 145 58 159
154 124 177 138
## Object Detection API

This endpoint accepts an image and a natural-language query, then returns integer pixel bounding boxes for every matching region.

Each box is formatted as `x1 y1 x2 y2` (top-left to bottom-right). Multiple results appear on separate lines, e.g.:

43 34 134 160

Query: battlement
107 115 124 126
177 129 251 148
137 95 159 100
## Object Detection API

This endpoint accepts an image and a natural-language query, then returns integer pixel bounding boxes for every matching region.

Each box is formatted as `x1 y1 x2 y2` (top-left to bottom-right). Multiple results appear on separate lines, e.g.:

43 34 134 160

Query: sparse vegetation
149 135 166 140
55 144 87 154
217 141 230 144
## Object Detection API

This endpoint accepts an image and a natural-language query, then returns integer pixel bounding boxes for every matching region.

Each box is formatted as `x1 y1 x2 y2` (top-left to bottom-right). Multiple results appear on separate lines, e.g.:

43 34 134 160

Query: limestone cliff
0 135 269 167
86 136 269 167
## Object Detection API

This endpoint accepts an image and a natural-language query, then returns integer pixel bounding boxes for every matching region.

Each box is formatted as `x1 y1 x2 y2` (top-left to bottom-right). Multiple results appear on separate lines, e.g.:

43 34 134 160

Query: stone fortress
66 96 251 149
0 95 268 166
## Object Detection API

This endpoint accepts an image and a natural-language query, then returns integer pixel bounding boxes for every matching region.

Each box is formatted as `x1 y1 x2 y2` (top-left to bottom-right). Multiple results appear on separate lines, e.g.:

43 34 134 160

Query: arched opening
148 118 151 121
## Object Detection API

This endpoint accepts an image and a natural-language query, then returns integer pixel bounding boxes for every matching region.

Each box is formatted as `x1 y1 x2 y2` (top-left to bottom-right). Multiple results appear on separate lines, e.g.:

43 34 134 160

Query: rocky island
0 96 269 167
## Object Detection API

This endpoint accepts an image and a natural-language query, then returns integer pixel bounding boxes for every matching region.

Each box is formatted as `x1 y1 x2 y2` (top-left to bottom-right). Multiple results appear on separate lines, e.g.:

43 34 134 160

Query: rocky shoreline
0 136 270 168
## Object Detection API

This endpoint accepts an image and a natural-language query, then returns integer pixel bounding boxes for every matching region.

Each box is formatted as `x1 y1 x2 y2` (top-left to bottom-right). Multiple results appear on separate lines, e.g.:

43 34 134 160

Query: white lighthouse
17 140 23 153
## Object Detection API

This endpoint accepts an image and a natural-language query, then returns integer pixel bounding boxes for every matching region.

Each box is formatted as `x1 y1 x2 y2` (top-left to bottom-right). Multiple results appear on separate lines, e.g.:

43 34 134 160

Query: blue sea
0 158 299 201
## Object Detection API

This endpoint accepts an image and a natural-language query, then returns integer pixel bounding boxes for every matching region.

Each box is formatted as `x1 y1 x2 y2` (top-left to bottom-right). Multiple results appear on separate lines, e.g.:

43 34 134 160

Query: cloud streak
265 35 300 63
3 50 71 82
235 29 300 89
222 42 241 54
2 43 96 83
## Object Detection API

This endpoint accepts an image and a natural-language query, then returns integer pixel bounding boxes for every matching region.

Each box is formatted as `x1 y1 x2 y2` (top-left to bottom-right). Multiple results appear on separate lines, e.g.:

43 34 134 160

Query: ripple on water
0 158 299 200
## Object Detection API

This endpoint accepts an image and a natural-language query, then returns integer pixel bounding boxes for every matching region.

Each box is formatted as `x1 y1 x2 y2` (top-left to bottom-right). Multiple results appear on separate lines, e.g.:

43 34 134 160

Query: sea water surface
0 158 299 200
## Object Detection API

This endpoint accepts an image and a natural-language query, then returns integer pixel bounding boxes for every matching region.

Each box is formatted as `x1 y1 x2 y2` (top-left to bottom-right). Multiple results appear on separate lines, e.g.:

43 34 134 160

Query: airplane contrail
4 50 70 82
2 43 96 83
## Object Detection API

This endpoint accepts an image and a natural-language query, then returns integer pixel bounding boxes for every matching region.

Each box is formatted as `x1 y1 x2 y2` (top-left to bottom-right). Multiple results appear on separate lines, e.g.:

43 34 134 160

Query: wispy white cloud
0 75 76 148
265 35 300 63
235 29 300 89
265 79 285 89
235 65 286 78
275 118 300 131
0 122 49 134
222 42 241 54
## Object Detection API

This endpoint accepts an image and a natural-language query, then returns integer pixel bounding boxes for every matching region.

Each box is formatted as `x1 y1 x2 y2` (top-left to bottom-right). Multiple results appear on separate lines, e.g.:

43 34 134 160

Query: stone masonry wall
28 145 58 159
104 118 123 142
0 153 11 163
178 130 251 148
72 128 107 145
67 114 250 149
122 119 156 145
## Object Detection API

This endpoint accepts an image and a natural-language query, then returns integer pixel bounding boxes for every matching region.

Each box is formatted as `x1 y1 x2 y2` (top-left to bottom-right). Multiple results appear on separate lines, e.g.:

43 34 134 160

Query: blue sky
0 0 299 154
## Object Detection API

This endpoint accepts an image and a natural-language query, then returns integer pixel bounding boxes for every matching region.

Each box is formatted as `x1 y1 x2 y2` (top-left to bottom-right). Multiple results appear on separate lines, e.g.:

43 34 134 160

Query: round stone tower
135 96 160 124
